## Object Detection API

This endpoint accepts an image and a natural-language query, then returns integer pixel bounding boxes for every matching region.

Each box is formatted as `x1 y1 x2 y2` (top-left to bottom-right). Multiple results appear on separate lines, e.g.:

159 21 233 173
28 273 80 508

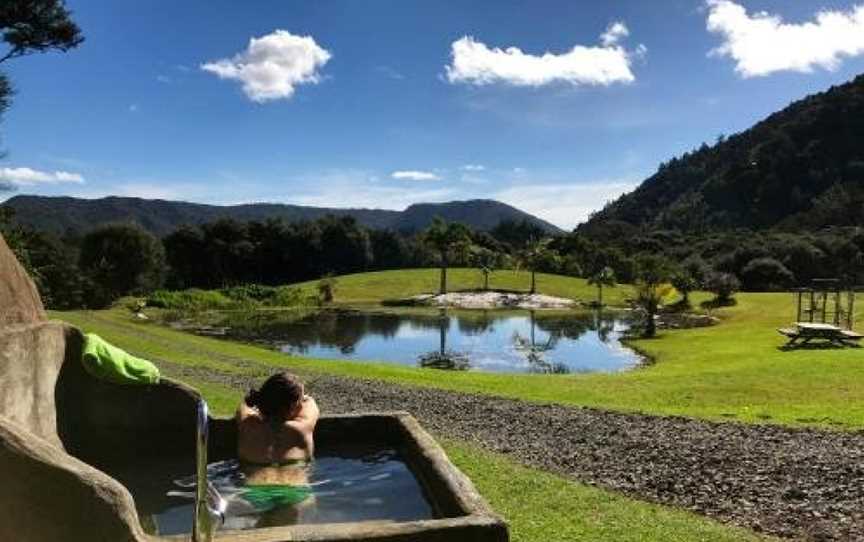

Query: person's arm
286 395 319 431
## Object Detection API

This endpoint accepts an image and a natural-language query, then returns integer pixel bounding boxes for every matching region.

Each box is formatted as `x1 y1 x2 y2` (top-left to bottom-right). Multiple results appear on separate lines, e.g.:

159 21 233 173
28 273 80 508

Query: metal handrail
192 399 226 542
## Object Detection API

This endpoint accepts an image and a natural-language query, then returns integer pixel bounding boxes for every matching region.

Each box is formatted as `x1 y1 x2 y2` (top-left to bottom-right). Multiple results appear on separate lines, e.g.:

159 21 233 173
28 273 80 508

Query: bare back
237 396 319 466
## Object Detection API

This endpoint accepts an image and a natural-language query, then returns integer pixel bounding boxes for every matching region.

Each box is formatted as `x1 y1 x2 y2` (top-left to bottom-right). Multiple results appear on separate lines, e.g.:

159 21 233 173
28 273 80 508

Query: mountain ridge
1 194 562 236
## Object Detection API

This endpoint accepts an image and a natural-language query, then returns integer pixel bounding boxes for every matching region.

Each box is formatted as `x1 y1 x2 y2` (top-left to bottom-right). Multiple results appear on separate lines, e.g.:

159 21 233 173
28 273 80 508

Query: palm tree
517 238 557 294
423 217 471 295
470 246 499 290
633 255 674 338
587 266 616 307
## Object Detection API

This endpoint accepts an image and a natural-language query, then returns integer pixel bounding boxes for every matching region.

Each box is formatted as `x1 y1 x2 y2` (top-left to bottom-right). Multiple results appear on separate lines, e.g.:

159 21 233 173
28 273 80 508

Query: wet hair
245 372 304 421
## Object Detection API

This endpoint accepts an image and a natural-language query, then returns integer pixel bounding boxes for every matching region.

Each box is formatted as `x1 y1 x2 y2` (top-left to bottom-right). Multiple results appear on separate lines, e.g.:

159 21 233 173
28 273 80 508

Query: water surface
99 446 432 535
216 309 641 374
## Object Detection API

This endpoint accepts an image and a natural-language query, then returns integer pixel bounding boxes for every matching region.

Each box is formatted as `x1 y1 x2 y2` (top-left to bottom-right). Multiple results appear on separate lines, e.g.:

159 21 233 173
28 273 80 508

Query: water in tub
100 445 434 535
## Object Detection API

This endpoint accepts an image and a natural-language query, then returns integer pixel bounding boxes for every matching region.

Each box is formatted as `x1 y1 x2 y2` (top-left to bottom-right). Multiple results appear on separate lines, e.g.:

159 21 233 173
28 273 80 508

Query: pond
201 309 641 374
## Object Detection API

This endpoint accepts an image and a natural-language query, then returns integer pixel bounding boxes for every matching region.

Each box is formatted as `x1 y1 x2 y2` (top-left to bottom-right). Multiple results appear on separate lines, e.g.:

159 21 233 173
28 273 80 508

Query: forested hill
1 195 561 236
581 73 864 235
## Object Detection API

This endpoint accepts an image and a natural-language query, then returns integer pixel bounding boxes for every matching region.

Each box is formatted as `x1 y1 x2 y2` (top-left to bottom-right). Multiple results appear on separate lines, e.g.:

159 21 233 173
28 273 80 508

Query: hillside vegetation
583 73 864 233
1 195 560 236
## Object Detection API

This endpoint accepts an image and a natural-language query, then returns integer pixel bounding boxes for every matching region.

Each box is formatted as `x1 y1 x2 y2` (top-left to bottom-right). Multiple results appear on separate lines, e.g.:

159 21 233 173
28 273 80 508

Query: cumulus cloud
461 164 485 171
201 30 331 102
706 0 864 77
391 170 442 181
445 22 644 87
493 180 637 230
0 167 85 186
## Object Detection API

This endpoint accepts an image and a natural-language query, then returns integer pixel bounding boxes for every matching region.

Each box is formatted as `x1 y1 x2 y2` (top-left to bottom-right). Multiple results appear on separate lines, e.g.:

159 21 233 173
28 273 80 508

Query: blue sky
2 0 864 229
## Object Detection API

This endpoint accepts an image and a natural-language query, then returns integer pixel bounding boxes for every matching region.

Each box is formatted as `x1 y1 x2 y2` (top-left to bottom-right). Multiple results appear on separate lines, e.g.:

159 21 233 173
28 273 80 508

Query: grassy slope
294 268 633 305
189 380 772 542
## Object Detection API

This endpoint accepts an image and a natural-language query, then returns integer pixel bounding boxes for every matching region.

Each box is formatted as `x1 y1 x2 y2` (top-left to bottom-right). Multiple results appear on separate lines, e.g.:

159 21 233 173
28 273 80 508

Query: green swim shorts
241 484 313 512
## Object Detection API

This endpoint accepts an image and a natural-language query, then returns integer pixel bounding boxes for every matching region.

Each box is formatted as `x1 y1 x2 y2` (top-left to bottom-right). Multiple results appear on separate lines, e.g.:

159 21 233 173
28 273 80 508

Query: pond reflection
214 309 640 374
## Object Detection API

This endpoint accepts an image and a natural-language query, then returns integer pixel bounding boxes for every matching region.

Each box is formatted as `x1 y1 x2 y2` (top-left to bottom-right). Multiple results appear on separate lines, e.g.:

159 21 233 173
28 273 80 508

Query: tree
0 1 83 139
633 255 674 338
491 218 547 249
469 245 504 291
422 217 471 294
79 224 166 307
670 269 698 307
517 238 559 295
587 266 616 307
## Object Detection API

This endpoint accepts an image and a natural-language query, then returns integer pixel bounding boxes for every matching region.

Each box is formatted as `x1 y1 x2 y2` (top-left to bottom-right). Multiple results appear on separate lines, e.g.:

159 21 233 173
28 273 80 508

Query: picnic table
777 322 864 347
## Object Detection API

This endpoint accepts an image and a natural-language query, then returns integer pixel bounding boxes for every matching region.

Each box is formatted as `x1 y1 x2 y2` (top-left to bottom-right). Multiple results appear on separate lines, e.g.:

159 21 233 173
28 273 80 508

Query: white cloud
201 30 331 102
600 21 629 47
445 22 644 87
0 167 85 186
493 180 637 230
375 65 405 80
461 164 486 171
706 0 864 77
391 170 442 181
288 170 456 210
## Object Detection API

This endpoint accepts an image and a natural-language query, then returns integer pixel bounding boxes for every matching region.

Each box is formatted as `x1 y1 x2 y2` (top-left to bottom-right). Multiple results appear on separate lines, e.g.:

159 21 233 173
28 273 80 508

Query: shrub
704 272 741 304
317 274 338 303
146 289 237 311
740 257 795 291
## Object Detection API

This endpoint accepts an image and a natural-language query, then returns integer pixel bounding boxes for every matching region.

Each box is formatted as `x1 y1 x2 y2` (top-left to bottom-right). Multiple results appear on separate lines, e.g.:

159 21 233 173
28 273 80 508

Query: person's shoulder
236 402 264 424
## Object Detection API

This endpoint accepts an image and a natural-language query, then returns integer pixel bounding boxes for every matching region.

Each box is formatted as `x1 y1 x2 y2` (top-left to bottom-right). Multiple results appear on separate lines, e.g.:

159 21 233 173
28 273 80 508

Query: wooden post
809 290 816 322
796 291 802 323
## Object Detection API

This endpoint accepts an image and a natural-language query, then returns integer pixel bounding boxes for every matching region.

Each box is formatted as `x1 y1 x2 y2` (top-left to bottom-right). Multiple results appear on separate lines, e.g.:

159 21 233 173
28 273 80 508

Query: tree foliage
633 255 674 337
423 217 471 294
0 1 83 146
587 266 616 306
79 224 165 307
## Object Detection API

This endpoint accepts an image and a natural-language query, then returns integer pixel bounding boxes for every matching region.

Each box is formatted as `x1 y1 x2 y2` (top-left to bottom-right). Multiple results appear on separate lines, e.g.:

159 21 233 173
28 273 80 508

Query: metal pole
193 399 213 542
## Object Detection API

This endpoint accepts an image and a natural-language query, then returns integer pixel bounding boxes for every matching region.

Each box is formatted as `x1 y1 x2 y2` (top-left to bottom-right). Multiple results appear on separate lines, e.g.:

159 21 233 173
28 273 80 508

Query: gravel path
161 361 864 541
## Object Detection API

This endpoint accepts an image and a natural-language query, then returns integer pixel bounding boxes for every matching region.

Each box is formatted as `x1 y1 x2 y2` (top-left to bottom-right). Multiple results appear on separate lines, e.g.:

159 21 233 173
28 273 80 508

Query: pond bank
160 359 862 541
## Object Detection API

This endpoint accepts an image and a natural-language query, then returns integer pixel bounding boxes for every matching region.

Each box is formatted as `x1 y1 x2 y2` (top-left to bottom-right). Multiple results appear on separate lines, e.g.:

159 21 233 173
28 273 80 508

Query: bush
740 257 795 291
147 284 311 312
317 274 338 303
704 272 741 304
146 289 238 311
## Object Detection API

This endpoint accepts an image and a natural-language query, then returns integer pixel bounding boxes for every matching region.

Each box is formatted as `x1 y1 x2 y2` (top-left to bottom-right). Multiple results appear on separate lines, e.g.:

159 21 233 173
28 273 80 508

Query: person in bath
234 372 320 522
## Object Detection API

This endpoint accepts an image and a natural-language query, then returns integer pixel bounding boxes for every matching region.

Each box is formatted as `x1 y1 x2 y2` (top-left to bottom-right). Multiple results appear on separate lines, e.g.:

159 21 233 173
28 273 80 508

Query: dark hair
245 372 304 421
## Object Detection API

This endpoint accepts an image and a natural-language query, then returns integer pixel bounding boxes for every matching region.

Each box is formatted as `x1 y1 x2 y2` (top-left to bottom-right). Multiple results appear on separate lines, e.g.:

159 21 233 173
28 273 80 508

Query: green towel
81 333 160 385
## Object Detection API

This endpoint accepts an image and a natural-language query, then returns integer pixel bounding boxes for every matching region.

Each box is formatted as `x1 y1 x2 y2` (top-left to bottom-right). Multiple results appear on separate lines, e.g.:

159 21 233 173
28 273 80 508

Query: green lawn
184 379 773 542
55 279 864 428
294 268 633 306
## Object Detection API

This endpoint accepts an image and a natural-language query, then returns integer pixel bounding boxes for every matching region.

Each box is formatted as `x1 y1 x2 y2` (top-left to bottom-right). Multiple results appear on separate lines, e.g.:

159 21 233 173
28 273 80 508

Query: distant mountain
581 73 864 235
1 195 562 236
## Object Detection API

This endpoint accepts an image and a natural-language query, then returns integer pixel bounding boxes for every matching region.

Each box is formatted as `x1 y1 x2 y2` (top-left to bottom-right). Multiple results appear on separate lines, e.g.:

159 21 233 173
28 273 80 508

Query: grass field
294 268 634 306
56 268 864 428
